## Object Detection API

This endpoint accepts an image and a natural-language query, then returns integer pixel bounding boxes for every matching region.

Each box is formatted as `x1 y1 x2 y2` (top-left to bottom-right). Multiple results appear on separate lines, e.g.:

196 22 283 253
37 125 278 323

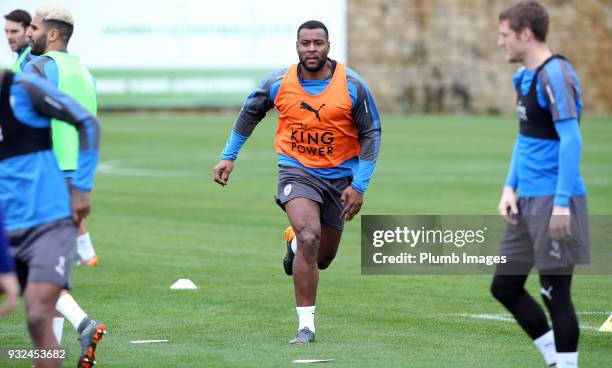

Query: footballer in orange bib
274 62 360 168
214 20 381 345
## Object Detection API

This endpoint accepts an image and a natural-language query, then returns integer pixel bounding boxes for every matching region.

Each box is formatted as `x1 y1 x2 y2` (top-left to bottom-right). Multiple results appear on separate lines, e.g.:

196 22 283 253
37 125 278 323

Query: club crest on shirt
55 256 66 277
516 100 527 121
549 240 561 260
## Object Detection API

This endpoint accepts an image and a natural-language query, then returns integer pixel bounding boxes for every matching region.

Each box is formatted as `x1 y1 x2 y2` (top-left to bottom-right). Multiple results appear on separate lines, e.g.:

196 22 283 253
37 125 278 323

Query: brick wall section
347 0 611 114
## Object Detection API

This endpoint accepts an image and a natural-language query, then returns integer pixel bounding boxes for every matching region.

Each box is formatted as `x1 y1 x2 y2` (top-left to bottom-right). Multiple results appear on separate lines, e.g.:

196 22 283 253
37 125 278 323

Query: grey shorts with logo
9 218 77 291
498 196 589 272
276 166 351 231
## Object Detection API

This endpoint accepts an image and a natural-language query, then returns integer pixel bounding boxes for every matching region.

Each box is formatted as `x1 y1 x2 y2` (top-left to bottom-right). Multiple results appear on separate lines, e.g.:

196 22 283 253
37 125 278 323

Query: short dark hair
4 9 31 29
297 20 328 40
499 1 549 42
44 19 74 43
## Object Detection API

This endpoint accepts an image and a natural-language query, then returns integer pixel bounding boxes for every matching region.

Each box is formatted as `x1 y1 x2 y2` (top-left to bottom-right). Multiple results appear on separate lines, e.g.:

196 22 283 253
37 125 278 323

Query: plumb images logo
361 216 511 275
362 215 612 275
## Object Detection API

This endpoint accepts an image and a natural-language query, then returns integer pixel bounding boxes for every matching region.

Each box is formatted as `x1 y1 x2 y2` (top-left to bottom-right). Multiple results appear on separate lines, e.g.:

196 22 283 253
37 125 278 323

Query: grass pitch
1 113 611 367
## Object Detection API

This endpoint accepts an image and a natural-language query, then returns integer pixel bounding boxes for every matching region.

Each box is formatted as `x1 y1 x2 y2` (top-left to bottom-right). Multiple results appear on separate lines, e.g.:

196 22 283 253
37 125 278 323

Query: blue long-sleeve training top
505 57 586 207
0 72 100 231
220 60 381 193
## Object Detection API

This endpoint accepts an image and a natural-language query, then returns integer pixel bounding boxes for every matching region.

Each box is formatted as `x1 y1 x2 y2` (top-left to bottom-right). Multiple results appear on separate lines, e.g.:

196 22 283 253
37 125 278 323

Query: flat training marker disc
170 279 197 289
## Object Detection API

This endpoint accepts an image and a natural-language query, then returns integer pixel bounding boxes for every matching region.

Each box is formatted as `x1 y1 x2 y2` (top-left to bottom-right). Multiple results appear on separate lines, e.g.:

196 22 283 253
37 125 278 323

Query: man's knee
25 283 60 331
491 276 524 305
296 229 320 259
539 274 573 312
317 227 341 270
26 302 52 331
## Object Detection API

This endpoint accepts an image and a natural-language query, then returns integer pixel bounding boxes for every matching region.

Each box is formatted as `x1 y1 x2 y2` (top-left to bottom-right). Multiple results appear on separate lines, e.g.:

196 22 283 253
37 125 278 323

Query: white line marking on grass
130 339 168 344
293 359 334 364
456 313 601 331
459 313 515 322
99 160 200 178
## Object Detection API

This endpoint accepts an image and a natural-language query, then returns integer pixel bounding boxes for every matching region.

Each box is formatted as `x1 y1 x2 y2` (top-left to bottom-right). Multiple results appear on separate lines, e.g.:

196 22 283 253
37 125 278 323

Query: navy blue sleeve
12 73 100 191
24 56 59 87
554 118 582 207
0 210 15 274
346 68 382 193
220 68 285 160
539 59 582 122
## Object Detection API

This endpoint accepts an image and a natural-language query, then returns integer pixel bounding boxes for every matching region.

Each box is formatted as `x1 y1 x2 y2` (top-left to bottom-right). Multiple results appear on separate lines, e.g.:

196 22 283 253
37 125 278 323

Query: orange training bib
273 63 359 168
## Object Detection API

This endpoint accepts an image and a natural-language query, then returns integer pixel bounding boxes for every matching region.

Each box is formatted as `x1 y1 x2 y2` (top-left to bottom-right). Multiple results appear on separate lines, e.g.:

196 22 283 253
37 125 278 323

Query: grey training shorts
276 165 352 231
498 196 589 272
9 218 77 291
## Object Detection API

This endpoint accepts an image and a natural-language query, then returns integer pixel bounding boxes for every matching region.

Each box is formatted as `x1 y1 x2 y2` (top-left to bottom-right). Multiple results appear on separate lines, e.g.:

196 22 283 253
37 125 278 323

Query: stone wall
347 0 611 114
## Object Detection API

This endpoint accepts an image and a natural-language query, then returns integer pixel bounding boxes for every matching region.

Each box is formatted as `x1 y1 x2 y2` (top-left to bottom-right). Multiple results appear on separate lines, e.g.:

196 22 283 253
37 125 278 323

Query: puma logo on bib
299 102 326 121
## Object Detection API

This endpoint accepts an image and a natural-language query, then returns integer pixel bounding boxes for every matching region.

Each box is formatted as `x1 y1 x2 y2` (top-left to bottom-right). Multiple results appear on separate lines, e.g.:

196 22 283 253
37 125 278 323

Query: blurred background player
492 2 588 368
24 6 105 367
0 209 20 317
214 20 381 344
26 6 99 267
0 69 101 367
3 9 32 72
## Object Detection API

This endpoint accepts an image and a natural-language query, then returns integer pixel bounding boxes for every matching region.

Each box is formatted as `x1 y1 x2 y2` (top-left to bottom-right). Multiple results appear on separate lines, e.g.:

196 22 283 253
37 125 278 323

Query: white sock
533 330 556 366
296 306 315 333
55 293 87 330
52 317 64 344
556 352 578 368
291 237 298 254
77 233 96 260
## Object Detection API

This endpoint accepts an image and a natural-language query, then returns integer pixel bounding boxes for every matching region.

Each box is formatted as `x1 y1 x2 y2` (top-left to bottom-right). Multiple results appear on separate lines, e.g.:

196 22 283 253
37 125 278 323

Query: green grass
1 113 611 367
